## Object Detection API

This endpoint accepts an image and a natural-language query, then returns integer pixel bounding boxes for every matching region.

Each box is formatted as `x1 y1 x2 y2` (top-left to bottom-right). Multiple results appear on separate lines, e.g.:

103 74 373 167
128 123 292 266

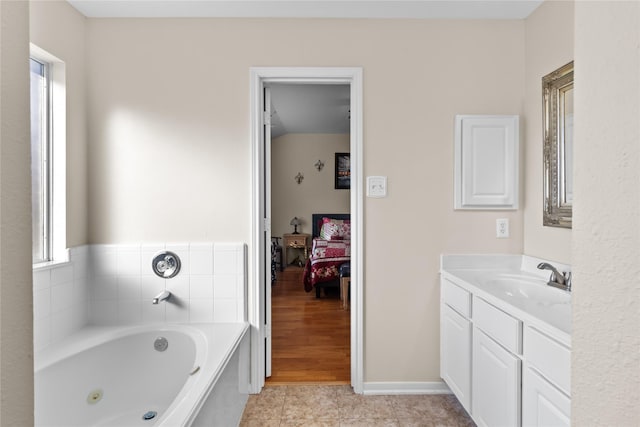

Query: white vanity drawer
442 279 471 318
524 326 571 396
473 297 522 354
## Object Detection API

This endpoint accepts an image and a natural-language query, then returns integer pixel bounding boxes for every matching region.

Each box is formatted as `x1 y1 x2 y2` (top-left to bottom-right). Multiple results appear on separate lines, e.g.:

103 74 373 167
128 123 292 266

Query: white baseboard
362 381 452 395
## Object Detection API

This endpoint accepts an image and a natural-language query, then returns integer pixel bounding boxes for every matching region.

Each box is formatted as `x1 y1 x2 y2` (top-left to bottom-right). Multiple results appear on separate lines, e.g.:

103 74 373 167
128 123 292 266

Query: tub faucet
537 263 572 292
152 290 172 304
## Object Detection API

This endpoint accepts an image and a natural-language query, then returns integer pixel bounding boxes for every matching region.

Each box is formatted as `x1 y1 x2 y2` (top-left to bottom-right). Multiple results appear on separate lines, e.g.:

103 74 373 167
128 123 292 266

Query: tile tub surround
33 242 247 352
240 385 475 426
88 243 247 326
33 246 90 352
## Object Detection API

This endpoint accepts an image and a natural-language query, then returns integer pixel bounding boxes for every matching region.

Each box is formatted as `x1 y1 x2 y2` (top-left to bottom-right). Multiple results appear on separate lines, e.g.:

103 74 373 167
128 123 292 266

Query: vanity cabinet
440 270 571 427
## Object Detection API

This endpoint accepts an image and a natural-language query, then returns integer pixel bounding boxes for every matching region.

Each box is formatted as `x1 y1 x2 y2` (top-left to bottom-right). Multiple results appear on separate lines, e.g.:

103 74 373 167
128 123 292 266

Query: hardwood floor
267 266 350 384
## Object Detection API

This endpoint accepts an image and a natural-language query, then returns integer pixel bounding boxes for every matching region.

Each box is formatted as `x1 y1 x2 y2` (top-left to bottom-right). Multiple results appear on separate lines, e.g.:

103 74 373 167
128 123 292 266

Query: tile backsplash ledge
33 243 247 352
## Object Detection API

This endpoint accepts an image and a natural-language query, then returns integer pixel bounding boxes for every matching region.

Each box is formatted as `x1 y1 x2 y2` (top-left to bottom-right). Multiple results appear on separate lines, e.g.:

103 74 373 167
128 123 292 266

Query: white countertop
440 254 571 345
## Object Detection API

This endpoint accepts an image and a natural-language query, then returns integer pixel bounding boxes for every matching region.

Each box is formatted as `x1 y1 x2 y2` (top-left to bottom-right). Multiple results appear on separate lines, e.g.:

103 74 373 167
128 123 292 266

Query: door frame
249 67 364 394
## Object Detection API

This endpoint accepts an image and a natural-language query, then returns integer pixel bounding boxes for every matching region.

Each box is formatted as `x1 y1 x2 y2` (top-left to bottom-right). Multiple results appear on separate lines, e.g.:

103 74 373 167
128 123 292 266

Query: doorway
249 67 363 394
268 83 351 383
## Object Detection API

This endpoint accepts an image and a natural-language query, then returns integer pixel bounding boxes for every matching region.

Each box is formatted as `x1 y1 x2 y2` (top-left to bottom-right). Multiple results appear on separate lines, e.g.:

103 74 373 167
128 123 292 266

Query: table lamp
290 217 301 234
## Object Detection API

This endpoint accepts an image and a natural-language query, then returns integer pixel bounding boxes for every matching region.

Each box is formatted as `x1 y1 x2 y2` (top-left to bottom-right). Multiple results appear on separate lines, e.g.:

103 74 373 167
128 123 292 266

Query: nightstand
283 233 310 267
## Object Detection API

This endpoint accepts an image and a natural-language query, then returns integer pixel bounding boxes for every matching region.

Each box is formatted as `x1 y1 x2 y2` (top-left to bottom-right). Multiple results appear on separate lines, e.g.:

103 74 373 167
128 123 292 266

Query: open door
263 86 272 378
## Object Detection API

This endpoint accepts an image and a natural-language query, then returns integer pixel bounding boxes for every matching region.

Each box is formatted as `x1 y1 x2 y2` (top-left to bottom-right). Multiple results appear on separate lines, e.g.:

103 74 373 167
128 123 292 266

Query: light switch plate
367 176 387 198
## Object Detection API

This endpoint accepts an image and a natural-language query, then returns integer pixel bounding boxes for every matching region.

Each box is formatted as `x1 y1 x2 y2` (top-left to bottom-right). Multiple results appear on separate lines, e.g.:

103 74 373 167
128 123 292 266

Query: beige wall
86 18 526 381
573 2 640 424
271 133 350 240
523 0 573 263
0 1 34 424
30 1 88 247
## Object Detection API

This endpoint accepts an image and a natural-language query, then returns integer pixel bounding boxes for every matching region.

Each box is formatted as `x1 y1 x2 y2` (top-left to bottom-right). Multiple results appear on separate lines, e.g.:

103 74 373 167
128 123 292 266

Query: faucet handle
563 271 572 291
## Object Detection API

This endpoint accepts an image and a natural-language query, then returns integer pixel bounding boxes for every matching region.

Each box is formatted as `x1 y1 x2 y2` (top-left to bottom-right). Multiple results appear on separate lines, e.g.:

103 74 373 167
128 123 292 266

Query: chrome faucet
152 290 172 304
537 263 572 292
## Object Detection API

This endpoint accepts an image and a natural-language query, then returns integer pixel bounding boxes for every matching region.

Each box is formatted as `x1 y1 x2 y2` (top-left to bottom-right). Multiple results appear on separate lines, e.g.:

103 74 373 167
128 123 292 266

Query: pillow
319 217 351 240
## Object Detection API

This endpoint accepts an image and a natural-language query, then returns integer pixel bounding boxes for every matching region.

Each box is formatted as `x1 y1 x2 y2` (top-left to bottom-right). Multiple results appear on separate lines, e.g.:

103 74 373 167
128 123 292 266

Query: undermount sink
481 274 570 305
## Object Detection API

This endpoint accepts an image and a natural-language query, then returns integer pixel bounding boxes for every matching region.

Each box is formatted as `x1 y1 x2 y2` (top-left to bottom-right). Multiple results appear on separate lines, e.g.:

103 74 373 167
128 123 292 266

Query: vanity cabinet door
522 367 570 427
472 329 521 427
441 304 472 412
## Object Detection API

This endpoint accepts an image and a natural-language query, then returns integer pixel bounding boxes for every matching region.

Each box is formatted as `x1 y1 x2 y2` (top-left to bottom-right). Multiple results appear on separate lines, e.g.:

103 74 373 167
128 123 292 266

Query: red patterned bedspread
303 239 351 292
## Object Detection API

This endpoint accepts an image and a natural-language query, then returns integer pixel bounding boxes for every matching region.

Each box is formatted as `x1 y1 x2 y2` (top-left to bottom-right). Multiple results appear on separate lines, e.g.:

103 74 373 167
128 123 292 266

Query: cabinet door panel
472 329 521 427
522 367 570 427
441 305 472 412
454 115 519 209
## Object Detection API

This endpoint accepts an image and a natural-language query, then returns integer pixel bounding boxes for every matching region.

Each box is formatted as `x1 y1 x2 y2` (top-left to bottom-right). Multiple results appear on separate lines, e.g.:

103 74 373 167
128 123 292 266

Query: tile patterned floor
240 385 476 427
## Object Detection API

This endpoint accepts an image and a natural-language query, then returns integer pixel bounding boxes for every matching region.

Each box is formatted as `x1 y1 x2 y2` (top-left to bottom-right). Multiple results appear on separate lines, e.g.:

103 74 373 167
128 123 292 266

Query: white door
522 367 570 427
263 86 273 377
472 329 521 427
441 304 472 412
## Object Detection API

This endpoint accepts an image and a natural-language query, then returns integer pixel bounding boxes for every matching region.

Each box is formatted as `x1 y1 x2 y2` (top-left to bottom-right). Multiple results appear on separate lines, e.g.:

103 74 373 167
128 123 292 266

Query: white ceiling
269 84 350 138
67 0 543 19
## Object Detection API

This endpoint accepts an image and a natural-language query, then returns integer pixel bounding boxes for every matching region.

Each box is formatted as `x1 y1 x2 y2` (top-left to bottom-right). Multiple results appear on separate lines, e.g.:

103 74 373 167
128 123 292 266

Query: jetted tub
35 323 249 427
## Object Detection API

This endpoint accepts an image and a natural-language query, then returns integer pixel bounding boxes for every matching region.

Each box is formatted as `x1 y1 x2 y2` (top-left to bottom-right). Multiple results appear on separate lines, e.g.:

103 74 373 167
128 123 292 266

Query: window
30 46 66 266
30 57 50 263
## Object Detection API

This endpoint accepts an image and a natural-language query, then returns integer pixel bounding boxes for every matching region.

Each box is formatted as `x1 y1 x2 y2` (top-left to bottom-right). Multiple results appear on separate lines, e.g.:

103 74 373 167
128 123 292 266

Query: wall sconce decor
314 160 325 171
295 172 304 184
290 217 301 234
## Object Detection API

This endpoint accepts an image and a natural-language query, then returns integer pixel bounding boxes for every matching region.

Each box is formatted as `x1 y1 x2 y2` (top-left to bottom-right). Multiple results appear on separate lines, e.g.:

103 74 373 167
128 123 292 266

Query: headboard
311 213 351 238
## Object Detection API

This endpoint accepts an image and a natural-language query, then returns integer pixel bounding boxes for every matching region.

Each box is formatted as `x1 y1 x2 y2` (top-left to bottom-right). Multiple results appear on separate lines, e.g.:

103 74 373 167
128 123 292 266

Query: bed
303 213 351 298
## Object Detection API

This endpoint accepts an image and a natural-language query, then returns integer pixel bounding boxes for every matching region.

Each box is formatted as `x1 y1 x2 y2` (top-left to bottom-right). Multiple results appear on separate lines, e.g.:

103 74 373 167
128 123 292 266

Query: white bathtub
35 323 249 427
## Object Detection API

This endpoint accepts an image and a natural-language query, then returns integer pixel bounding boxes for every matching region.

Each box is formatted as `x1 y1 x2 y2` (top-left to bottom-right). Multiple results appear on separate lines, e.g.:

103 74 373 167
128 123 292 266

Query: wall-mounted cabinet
454 115 519 210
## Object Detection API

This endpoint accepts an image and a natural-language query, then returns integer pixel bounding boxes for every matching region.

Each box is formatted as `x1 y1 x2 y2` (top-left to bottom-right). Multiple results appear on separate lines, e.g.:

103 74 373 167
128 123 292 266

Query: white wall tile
51 282 74 313
51 309 77 342
33 288 51 320
166 276 189 300
213 248 237 276
166 299 189 323
190 299 214 323
89 301 118 325
214 299 238 322
33 318 51 352
190 275 214 299
92 275 117 300
92 245 117 276
142 302 165 324
117 276 141 300
117 247 141 276
214 275 237 299
33 269 51 291
35 242 247 346
190 247 213 275
51 264 74 287
118 299 142 325
141 275 166 301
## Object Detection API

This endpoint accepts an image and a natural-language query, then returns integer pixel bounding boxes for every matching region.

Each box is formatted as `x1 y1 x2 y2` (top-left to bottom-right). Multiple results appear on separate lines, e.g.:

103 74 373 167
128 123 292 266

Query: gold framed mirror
543 61 574 228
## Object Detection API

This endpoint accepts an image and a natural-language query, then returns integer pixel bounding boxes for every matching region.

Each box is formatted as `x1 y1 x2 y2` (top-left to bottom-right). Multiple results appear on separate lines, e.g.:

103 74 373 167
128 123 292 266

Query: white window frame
31 45 67 267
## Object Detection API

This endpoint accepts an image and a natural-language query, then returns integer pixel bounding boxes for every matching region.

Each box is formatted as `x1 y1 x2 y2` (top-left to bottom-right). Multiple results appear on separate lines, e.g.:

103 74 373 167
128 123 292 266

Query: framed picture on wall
335 152 351 189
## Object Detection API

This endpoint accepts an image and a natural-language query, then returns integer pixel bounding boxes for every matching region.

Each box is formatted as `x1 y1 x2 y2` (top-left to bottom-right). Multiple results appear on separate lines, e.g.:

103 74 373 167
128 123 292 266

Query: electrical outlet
496 218 510 238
